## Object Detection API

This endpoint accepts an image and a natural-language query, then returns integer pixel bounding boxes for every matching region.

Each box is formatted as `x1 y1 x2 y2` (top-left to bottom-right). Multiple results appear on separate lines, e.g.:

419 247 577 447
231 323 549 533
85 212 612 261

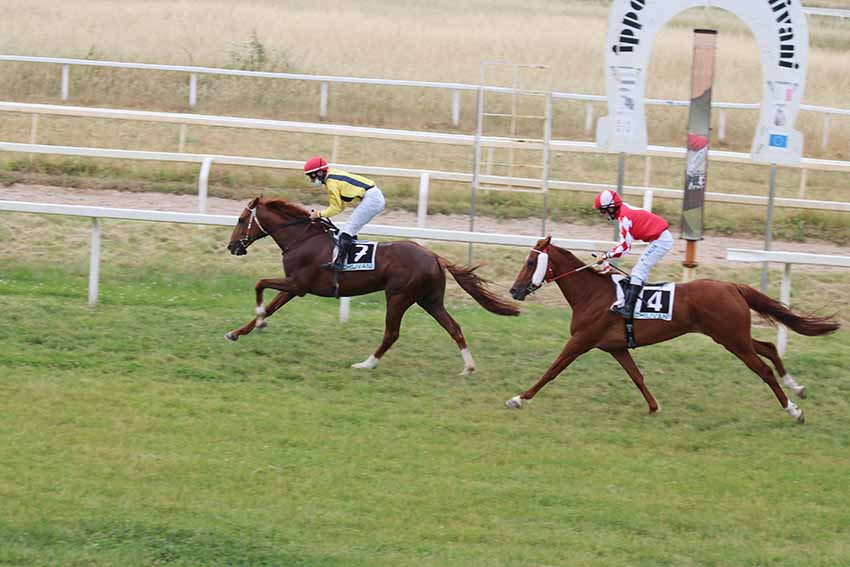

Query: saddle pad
336 240 377 271
612 275 675 321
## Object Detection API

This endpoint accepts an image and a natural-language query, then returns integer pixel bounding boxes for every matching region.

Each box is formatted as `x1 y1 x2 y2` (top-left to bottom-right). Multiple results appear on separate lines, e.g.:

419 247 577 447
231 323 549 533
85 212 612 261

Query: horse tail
736 284 840 337
438 257 520 316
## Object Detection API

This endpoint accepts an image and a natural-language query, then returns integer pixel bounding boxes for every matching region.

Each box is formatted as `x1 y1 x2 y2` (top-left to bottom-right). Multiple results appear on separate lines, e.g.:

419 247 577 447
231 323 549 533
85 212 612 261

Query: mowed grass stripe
1 262 849 566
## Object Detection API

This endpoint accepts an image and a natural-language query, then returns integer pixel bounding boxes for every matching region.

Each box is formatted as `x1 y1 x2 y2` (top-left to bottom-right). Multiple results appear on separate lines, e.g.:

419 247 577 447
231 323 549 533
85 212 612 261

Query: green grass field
1 214 849 566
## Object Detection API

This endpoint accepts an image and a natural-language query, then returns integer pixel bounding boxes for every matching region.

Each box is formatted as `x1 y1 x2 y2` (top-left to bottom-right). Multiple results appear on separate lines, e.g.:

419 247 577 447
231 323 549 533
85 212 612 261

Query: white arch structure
597 0 808 165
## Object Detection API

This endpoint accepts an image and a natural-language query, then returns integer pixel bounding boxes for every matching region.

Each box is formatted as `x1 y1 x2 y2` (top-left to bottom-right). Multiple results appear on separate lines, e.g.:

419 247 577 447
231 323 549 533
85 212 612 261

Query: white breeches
630 229 673 286
342 187 385 236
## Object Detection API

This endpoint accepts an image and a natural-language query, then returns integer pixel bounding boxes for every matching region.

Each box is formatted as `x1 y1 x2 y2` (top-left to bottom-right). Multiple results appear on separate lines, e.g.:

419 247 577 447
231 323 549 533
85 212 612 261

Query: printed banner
597 0 807 165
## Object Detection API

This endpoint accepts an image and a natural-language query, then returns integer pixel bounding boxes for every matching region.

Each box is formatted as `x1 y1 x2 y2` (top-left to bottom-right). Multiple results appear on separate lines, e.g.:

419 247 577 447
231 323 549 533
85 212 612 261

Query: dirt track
3 183 847 268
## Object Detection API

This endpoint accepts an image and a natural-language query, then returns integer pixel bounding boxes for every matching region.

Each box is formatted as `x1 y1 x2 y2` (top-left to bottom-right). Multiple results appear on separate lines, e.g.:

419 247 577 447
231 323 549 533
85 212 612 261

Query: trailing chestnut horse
225 197 519 374
507 236 840 423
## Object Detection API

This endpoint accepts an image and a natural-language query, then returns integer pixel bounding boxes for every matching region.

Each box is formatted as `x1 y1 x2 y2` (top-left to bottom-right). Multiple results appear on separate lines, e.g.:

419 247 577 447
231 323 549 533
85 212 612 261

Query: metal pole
718 109 726 142
541 92 552 236
821 114 830 151
88 217 101 306
198 157 213 214
760 163 778 292
585 102 594 135
469 85 485 265
778 262 791 356
614 153 625 241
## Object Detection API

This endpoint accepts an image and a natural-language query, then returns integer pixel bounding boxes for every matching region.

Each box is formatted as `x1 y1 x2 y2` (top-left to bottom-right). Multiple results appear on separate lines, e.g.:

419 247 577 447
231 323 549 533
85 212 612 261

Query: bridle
237 205 312 249
524 246 594 294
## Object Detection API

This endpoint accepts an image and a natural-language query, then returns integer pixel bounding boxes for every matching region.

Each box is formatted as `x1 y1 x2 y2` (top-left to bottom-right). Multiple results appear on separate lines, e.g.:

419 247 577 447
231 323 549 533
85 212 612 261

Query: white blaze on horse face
531 253 549 287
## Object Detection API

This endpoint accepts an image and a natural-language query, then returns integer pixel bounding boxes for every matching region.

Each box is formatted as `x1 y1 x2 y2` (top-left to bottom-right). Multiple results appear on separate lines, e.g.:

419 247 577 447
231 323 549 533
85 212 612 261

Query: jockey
304 156 386 271
594 189 673 319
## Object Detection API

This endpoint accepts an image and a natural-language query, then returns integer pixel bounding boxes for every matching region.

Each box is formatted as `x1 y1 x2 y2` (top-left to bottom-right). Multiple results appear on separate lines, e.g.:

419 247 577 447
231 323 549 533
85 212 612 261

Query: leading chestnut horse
507 236 840 423
225 197 519 374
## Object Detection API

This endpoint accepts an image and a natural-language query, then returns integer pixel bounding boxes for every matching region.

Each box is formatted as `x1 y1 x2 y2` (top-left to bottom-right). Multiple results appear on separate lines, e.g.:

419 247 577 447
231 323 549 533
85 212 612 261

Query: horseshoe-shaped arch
596 0 808 164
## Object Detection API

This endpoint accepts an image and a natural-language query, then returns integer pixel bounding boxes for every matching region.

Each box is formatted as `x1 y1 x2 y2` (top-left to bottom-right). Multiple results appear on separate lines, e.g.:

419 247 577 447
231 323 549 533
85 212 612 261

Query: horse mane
261 198 310 218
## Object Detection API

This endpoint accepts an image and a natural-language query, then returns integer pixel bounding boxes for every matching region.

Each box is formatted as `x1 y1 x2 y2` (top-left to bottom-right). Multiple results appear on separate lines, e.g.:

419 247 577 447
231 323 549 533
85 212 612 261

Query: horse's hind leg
609 349 660 414
352 293 416 370
724 342 804 423
225 291 294 341
418 297 475 376
753 339 806 398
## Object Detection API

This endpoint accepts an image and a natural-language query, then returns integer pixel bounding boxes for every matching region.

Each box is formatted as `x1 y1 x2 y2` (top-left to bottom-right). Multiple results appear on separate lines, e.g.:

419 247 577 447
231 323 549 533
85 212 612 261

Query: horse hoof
256 320 267 332
649 405 661 415
224 332 238 342
351 355 379 370
796 410 805 424
460 366 475 376
505 395 523 409
796 386 807 399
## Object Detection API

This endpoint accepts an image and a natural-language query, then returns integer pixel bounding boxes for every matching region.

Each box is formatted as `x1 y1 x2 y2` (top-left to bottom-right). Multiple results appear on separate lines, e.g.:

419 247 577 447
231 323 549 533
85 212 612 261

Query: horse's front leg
253 277 306 330
225 291 294 341
506 335 594 409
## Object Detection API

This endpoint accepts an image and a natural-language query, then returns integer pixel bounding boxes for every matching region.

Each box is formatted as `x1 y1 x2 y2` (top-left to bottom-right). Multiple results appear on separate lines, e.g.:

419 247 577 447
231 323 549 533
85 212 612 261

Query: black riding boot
611 283 642 319
324 232 353 271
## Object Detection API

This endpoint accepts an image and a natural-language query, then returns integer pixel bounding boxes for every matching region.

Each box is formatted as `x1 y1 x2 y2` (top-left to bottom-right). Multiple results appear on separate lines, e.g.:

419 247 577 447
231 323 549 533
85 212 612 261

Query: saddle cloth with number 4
611 275 676 321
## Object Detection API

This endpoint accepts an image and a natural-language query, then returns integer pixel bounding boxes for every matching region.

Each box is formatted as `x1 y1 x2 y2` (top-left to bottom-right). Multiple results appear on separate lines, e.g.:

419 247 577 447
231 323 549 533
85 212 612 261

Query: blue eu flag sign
769 133 789 148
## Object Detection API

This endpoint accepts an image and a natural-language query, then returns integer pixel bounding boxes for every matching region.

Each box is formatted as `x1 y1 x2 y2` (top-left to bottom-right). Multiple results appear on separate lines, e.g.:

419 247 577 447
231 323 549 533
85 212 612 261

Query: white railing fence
726 248 850 355
3 100 850 213
0 200 617 316
2 54 850 150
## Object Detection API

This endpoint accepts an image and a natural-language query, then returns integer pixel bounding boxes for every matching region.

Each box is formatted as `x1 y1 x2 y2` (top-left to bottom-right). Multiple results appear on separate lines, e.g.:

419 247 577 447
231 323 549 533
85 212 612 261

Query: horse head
227 197 312 256
227 197 265 256
510 236 551 300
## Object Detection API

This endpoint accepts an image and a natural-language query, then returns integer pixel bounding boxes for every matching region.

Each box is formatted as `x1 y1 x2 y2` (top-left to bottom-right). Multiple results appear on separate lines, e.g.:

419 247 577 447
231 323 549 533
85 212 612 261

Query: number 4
644 291 663 311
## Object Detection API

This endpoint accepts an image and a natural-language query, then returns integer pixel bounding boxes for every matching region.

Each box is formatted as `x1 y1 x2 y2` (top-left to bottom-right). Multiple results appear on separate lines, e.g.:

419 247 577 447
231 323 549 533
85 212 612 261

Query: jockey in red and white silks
593 189 673 318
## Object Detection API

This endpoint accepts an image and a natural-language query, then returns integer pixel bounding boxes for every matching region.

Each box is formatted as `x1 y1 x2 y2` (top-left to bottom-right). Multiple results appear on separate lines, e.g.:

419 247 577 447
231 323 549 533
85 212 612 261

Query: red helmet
594 189 622 210
304 156 329 175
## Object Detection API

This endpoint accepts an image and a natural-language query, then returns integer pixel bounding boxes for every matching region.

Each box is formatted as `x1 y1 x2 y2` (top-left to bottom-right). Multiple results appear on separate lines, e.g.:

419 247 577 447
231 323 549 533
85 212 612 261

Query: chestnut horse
507 236 840 423
225 197 519 374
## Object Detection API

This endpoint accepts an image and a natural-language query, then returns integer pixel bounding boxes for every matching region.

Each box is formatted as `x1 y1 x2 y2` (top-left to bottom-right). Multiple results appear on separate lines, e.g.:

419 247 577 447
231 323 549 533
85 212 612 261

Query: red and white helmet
594 189 622 210
303 156 329 175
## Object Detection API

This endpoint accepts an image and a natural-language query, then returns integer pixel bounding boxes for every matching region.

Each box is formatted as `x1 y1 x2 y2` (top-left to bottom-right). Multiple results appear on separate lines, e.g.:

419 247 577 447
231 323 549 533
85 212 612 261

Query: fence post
189 73 198 107
452 90 461 127
643 156 652 188
584 102 594 135
340 297 351 323
320 82 329 119
778 262 792 356
198 157 214 214
88 217 101 306
30 114 38 144
61 64 70 101
642 189 654 212
718 109 726 142
798 168 808 199
821 114 830 151
178 124 187 153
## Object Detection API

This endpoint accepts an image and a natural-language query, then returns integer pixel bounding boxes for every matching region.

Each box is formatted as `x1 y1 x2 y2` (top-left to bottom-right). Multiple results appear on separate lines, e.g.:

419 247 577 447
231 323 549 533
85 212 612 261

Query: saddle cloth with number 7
332 239 378 271
611 275 676 321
